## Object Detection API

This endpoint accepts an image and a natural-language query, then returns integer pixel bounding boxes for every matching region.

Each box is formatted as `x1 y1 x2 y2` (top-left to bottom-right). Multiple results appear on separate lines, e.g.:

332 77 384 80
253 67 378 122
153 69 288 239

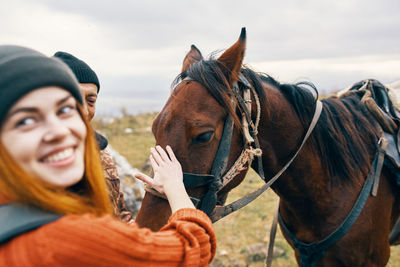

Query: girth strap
278 139 386 267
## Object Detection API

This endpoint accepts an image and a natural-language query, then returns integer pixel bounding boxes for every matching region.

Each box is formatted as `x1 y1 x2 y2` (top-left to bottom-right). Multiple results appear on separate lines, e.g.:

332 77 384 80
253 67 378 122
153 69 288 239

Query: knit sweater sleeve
0 208 216 267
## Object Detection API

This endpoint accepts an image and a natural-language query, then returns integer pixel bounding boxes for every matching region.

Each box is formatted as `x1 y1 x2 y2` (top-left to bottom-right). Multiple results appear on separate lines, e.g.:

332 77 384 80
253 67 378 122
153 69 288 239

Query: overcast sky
1 0 399 115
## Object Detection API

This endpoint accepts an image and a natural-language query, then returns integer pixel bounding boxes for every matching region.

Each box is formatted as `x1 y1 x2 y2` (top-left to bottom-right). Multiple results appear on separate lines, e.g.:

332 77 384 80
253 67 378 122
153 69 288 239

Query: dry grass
94 113 400 266
92 112 158 172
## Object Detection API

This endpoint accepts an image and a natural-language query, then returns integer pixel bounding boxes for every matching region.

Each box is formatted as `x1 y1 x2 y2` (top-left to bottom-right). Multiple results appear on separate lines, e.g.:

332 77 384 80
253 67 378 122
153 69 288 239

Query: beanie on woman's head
53 51 100 92
0 45 82 123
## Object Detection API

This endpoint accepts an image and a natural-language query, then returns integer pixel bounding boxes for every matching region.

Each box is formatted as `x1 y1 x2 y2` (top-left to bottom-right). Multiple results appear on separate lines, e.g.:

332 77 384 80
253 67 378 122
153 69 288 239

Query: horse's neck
257 86 323 195
257 87 359 235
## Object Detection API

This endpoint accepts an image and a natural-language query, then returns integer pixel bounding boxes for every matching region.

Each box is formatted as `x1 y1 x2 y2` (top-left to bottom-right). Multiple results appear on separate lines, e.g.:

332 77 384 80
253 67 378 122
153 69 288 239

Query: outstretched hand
134 145 194 212
135 145 183 195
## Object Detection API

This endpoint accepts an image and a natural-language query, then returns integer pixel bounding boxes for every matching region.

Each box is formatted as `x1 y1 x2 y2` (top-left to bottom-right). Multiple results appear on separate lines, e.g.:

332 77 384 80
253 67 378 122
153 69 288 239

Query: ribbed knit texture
53 51 100 91
0 199 216 267
0 46 82 123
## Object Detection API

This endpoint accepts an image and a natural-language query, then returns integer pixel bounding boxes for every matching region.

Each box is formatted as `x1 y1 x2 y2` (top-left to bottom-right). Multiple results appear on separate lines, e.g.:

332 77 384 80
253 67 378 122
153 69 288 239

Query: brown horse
136 28 400 266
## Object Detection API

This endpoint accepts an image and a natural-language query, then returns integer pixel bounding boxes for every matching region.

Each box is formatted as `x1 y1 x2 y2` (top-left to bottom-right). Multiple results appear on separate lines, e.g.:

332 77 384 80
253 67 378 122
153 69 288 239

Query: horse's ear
217 27 246 84
181 45 203 73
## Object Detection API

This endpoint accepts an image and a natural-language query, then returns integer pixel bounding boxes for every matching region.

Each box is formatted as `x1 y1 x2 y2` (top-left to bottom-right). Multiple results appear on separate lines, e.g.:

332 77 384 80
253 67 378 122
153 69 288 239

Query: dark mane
172 58 380 183
276 81 380 184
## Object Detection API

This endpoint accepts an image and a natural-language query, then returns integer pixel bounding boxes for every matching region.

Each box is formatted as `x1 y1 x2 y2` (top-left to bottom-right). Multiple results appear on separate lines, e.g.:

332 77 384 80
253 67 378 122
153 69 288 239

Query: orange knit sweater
0 203 216 267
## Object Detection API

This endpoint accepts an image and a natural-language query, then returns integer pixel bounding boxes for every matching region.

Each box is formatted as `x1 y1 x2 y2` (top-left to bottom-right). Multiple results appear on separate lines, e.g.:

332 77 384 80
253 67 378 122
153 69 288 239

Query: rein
211 100 322 222
145 74 323 223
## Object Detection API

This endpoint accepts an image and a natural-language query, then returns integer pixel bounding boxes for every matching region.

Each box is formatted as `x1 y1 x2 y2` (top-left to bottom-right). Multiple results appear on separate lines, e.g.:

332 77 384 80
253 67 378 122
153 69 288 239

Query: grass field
93 113 400 266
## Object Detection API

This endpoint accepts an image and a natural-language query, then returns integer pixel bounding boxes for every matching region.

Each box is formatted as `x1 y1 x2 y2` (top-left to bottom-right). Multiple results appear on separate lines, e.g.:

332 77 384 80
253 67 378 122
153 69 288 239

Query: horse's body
136 29 400 266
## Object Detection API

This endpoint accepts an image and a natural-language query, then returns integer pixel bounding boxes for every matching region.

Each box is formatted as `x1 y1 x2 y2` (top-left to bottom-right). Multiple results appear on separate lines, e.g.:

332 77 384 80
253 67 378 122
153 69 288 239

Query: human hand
134 145 194 212
134 145 184 196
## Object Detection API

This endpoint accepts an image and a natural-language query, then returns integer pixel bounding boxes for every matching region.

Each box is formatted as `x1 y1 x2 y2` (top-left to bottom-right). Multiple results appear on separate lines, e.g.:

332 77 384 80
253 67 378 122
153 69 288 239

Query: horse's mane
173 57 380 184
278 82 380 184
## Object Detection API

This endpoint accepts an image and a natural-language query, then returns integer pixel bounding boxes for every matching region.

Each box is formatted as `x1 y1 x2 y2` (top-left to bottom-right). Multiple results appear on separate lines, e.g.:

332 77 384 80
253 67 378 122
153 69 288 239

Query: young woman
0 45 216 266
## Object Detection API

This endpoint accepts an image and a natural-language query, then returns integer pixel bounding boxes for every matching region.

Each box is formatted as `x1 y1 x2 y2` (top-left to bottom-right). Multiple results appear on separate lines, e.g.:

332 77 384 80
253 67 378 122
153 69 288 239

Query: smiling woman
1 88 87 188
0 45 216 267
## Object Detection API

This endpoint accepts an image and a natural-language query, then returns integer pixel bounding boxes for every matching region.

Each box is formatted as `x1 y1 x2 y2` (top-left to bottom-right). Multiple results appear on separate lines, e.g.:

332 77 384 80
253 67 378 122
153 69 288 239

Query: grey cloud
33 0 400 61
3 0 399 116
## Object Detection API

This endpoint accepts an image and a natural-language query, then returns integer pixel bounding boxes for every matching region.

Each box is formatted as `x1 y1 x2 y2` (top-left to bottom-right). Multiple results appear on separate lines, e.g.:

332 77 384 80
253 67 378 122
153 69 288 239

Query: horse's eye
192 131 214 144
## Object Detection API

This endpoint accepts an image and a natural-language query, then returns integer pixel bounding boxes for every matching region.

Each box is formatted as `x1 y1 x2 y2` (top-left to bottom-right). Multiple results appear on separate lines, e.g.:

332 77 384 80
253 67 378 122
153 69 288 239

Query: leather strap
266 197 280 267
278 138 386 267
0 204 61 243
210 100 323 222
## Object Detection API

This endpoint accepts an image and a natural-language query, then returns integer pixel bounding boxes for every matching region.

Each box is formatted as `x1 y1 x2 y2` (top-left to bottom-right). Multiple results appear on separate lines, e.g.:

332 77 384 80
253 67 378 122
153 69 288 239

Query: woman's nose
42 116 70 142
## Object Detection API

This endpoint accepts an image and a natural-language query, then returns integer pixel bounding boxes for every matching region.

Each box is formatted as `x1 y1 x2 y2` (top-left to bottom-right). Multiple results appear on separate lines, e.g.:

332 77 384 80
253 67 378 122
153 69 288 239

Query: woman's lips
41 147 76 167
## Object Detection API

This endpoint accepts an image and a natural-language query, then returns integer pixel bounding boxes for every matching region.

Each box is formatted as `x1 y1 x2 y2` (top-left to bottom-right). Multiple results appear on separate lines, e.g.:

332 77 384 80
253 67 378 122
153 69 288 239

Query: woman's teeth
43 148 74 163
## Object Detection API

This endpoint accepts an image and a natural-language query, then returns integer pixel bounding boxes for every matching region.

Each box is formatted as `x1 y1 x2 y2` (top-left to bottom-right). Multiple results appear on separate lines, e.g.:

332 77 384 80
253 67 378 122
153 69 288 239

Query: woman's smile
41 147 76 166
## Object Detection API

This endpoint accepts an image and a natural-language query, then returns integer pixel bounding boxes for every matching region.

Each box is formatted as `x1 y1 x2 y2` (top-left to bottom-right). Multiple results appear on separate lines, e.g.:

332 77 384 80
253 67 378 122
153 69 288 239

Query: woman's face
0 87 87 188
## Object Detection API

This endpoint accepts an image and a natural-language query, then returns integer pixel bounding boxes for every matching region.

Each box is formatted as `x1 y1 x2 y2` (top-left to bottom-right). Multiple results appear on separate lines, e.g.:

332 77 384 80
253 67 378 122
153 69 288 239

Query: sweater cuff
168 208 212 224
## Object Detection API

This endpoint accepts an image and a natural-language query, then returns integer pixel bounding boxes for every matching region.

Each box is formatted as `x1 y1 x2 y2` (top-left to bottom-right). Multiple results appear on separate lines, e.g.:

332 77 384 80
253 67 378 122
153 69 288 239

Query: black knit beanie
0 45 82 124
53 51 100 92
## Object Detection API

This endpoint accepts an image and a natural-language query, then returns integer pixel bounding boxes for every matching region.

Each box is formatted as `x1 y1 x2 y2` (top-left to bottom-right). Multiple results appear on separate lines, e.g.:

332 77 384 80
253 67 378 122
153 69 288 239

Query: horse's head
136 29 251 230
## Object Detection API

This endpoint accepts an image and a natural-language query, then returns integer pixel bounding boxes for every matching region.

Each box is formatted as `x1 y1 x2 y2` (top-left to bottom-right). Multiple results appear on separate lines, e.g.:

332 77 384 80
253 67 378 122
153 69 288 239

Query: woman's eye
58 105 75 115
192 131 214 144
16 117 36 127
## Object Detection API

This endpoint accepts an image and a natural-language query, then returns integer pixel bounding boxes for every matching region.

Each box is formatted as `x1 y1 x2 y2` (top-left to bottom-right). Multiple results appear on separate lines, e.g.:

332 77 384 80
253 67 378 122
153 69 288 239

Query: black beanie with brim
0 45 82 124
